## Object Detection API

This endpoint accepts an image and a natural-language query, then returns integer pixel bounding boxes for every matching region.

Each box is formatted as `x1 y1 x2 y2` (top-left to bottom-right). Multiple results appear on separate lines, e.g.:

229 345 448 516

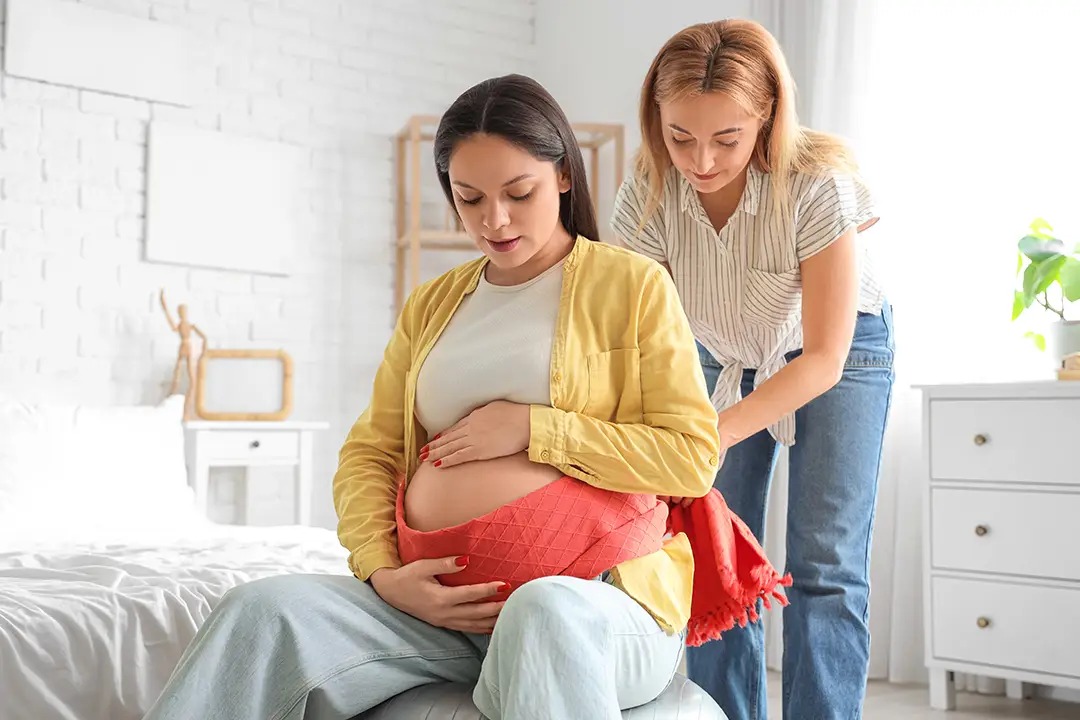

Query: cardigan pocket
583 348 643 424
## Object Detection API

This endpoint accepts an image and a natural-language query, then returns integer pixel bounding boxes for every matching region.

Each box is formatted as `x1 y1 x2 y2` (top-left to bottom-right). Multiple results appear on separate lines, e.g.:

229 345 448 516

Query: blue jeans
687 305 895 720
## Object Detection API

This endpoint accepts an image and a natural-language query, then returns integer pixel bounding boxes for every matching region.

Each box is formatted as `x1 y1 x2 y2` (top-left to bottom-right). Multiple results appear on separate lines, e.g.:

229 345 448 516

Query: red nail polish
498 582 511 593
421 445 429 454
420 452 429 461
455 555 469 567
435 433 442 440
433 460 442 467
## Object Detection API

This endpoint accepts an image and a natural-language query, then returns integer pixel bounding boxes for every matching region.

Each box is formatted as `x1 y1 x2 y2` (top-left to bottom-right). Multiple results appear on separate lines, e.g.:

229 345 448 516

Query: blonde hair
635 19 858 224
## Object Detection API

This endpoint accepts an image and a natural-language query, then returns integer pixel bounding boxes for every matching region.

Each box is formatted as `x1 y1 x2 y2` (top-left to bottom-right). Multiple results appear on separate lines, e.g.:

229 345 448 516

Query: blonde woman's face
659 92 762 194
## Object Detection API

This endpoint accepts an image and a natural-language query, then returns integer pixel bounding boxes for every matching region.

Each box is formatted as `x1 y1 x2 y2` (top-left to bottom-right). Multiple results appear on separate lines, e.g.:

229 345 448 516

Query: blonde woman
611 19 894 720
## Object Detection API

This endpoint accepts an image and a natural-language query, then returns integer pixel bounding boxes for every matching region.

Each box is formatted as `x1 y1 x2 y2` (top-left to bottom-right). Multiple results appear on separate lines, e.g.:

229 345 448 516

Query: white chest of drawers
921 381 1080 709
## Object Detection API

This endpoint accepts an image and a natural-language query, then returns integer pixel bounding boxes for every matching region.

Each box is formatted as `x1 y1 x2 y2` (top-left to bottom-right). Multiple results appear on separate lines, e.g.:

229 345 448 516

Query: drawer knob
250 440 261 449
974 524 989 537
973 434 988 446
976 616 991 629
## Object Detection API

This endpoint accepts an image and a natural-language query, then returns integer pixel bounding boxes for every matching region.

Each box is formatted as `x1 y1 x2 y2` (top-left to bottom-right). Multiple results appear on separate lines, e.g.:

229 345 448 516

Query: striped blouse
610 163 883 446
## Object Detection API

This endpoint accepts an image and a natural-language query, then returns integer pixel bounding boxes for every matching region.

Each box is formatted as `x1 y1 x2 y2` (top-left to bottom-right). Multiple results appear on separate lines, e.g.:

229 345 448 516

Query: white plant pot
1048 320 1080 367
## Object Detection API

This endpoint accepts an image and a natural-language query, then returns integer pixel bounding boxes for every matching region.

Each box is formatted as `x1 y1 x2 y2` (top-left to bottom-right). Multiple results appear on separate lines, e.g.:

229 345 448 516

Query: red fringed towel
396 477 790 646
667 489 792 647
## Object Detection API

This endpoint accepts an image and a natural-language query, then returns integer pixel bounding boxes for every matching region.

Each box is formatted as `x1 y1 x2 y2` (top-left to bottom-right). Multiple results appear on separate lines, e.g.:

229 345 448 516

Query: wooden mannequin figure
160 289 208 419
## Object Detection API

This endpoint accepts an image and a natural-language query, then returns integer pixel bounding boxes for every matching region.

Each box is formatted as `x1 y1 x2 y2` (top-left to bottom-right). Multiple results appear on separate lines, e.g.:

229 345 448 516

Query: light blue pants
143 573 685 720
688 305 896 720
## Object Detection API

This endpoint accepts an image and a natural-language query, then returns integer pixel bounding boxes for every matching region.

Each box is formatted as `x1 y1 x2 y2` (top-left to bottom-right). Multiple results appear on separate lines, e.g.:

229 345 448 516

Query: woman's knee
497 577 607 634
785 547 869 597
216 574 337 620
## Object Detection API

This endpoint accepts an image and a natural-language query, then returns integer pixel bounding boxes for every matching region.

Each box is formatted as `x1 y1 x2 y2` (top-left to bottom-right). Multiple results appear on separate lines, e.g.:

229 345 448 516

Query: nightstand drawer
929 399 1080 484
931 577 1080 678
198 431 299 462
931 488 1080 581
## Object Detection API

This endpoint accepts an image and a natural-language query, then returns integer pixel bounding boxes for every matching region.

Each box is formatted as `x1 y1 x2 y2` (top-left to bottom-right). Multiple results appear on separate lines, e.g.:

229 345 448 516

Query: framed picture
195 349 293 421
145 122 305 276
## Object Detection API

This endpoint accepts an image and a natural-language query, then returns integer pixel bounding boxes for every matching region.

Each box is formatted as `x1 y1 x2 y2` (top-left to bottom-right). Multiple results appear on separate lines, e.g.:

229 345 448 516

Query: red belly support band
396 476 791 647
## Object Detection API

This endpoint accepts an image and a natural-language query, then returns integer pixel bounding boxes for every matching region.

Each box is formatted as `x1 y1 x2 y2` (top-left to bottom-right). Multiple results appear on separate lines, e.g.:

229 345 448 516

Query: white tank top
413 261 563 439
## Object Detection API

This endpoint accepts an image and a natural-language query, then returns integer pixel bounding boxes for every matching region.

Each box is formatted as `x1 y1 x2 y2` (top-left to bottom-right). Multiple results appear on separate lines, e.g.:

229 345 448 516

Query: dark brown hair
433 74 599 242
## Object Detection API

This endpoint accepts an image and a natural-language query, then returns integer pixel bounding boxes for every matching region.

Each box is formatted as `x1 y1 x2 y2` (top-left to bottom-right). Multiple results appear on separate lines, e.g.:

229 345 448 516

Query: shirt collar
678 163 762 221
467 234 586 293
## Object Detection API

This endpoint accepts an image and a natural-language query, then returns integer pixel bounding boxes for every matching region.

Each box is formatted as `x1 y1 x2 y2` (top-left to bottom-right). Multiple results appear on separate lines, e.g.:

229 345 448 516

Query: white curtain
749 0 1080 697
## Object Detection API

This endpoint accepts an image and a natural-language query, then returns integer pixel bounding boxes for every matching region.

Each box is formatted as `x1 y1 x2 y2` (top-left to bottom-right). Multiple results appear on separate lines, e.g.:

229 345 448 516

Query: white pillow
0 395 199 541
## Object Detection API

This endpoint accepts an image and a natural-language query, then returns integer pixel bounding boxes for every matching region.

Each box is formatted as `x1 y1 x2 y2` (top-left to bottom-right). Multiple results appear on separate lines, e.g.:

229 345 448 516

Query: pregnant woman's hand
369 556 507 634
422 400 531 469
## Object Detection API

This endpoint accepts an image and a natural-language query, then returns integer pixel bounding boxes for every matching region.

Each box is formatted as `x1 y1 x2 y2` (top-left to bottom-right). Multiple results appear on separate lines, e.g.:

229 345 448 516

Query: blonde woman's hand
421 401 531 469
658 495 696 508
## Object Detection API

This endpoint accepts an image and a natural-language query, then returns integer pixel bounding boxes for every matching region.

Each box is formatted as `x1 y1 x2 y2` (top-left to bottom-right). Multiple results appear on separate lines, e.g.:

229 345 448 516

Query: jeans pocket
695 342 721 394
847 308 894 368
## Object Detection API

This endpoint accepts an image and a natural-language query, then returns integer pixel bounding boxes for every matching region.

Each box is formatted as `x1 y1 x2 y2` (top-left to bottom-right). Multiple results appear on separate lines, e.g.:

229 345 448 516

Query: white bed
0 397 351 720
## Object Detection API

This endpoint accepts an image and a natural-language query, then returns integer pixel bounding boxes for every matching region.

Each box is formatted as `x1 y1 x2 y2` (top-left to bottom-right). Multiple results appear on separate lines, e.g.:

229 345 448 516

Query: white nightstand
183 420 330 525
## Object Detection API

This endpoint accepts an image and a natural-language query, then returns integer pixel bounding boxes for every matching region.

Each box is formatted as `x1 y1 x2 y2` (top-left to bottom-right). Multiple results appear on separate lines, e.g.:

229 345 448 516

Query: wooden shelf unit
393 114 625 316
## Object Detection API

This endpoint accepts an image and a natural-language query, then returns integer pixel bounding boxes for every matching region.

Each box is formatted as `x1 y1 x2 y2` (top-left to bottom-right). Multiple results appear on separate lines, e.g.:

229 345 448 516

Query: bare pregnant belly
404 453 563 532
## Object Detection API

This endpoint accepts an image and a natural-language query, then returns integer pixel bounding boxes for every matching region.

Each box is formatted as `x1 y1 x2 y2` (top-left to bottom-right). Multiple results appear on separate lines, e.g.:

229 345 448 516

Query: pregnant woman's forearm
332 447 401 579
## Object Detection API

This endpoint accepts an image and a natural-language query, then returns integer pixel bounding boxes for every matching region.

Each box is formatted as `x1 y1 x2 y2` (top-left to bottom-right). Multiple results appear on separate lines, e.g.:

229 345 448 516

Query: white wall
531 0 755 285
0 0 535 527
533 0 752 159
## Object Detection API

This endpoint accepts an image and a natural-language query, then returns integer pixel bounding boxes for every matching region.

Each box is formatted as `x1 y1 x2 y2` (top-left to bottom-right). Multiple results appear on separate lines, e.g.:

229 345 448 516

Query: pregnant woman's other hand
422 401 530 469
370 556 507 634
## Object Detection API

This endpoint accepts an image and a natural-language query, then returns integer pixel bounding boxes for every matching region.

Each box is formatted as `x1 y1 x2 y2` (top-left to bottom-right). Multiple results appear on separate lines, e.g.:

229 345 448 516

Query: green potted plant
1012 218 1080 363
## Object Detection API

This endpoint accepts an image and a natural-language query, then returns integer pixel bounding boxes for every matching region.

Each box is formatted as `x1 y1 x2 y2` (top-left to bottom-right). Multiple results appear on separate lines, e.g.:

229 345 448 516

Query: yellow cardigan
332 236 721 633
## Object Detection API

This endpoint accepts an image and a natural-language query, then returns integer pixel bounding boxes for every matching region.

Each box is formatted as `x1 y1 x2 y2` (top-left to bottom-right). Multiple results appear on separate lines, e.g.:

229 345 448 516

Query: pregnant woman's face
448 133 571 277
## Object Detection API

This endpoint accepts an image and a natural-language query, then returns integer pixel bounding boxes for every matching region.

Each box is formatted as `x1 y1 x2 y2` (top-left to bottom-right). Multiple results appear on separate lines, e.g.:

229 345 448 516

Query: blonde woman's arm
714 171 877 449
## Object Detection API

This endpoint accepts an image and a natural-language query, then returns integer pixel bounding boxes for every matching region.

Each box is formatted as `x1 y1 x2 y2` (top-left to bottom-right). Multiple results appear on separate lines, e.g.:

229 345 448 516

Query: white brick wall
0 0 536 528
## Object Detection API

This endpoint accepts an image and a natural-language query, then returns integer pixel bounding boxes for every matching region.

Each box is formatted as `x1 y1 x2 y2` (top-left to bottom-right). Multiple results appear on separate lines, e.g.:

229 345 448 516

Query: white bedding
0 523 351 720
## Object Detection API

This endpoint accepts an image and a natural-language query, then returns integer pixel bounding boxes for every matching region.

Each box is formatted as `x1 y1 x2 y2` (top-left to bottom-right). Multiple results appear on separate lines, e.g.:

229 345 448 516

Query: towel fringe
668 488 794 648
684 571 793 647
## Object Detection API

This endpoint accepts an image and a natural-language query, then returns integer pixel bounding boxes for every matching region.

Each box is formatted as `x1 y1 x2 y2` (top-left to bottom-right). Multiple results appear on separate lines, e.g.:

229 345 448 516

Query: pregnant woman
145 74 780 720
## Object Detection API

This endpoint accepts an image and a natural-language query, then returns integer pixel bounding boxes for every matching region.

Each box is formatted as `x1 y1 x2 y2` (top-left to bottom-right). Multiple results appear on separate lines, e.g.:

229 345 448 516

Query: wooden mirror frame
195 348 294 421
